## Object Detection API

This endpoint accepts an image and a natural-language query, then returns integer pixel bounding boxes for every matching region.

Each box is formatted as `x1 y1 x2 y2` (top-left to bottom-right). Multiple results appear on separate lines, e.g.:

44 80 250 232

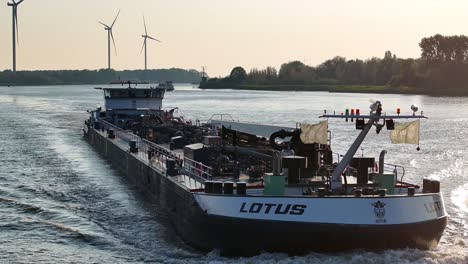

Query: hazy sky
0 0 467 76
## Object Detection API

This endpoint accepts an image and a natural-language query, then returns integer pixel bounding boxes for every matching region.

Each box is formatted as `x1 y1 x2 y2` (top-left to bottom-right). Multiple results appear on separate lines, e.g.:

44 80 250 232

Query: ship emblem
372 201 386 223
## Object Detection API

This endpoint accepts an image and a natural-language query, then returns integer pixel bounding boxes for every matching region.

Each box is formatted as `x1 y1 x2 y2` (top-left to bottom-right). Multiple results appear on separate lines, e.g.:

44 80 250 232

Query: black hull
183 211 447 255
84 128 447 256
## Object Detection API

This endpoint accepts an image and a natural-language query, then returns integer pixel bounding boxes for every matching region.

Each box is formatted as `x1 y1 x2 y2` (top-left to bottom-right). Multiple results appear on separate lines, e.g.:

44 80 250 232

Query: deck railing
98 120 212 188
383 162 406 182
206 113 237 123
183 157 213 183
333 151 406 180
100 120 182 167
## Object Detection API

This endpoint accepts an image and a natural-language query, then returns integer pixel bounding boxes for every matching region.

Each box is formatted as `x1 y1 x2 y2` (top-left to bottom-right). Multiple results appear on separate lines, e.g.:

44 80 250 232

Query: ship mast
329 117 378 190
321 101 426 192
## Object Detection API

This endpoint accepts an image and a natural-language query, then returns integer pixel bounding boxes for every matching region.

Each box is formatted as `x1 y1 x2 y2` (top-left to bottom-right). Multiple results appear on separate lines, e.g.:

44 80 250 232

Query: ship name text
239 202 306 215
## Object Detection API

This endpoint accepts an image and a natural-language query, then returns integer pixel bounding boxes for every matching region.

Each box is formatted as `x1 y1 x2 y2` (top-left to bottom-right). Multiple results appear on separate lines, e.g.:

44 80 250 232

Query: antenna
201 66 207 78
7 0 25 73
99 9 120 69
141 14 161 71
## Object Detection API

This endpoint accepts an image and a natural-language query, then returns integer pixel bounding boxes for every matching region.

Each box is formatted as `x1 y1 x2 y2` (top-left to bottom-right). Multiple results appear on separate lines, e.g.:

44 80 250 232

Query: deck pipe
379 150 387 174
272 150 282 175
223 146 272 160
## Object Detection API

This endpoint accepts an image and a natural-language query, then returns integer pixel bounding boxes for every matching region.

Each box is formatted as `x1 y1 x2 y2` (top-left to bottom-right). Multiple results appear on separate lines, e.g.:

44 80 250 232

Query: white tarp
300 121 328 144
390 120 420 144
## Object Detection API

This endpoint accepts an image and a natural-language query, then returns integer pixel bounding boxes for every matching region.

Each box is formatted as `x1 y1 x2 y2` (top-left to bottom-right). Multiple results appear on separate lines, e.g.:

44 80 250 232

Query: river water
0 84 466 263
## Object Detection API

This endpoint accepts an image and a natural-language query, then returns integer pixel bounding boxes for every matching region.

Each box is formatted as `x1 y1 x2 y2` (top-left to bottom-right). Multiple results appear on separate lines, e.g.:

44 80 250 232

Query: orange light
351 109 355 115
356 109 360 115
397 108 401 115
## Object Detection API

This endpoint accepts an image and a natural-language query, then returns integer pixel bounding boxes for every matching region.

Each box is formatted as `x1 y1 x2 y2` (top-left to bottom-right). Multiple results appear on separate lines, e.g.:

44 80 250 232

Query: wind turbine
7 0 25 73
99 10 120 70
140 15 161 70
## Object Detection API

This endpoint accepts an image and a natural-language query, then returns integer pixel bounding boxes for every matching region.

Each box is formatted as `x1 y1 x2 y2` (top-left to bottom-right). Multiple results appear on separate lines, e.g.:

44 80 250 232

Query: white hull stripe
193 193 447 225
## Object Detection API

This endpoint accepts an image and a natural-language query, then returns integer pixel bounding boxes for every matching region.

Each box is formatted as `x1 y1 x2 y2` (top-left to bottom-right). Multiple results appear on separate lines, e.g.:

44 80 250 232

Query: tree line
201 34 468 93
0 68 201 85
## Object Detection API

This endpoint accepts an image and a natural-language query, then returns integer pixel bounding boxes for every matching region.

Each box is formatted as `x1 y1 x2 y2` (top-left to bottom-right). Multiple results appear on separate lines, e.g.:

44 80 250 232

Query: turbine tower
99 10 120 70
140 15 161 70
7 0 25 73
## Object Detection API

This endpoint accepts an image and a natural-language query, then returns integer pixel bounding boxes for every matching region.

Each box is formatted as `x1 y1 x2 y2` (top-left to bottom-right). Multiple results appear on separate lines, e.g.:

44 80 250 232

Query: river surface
0 84 467 263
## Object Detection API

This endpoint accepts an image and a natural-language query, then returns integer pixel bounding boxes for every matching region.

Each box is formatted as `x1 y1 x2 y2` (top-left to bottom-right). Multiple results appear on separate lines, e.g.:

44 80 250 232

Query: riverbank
0 68 200 86
199 83 468 96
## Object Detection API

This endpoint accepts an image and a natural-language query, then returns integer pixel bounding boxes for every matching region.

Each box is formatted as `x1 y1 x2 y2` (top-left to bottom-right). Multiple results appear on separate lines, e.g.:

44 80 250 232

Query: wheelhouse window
104 88 164 99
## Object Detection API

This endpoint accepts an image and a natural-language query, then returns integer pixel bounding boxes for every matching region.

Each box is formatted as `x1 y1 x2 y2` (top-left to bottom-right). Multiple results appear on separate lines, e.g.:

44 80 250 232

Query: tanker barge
83 81 447 255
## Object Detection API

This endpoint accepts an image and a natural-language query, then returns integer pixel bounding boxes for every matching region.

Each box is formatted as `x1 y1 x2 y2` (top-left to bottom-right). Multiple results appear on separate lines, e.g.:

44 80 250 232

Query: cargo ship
83 81 447 256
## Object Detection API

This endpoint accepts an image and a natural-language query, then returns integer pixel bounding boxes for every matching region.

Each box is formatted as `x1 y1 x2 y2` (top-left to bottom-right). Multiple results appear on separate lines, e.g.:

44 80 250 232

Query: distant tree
339 59 364 84
264 66 278 81
374 51 397 85
229 66 247 83
420 34 468 63
362 57 380 84
279 61 317 84
247 66 278 84
316 56 346 80
389 59 419 87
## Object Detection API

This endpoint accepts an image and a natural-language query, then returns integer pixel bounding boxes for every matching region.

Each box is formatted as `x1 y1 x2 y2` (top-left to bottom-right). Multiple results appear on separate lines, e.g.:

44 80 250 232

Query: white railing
183 157 213 183
206 113 237 123
98 120 212 188
383 163 406 182
100 120 182 168
99 120 141 143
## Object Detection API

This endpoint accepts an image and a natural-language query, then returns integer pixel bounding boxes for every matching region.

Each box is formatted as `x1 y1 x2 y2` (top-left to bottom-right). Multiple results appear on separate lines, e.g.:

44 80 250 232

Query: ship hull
84 127 447 256
184 212 447 255
186 192 447 255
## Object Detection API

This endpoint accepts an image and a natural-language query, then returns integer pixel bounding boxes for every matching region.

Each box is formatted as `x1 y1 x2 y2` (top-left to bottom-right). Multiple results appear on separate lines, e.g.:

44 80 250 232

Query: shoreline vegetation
200 34 468 96
201 83 468 96
0 68 200 86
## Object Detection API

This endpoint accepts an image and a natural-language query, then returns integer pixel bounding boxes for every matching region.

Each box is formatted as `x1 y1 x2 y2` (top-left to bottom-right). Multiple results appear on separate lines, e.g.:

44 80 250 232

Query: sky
0 0 467 76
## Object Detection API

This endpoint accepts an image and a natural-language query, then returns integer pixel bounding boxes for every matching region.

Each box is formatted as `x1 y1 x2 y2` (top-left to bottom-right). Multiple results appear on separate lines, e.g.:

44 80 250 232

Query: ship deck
95 126 418 196
95 127 221 190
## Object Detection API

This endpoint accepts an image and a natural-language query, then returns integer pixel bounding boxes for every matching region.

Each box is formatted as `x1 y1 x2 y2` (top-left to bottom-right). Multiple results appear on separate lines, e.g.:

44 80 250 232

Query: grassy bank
200 83 468 96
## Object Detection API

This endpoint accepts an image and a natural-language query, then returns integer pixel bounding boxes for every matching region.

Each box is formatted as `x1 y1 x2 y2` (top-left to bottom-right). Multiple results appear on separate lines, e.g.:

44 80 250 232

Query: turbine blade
110 30 117 55
147 36 161 42
143 14 147 35
111 9 120 28
14 8 19 45
17 0 24 5
140 39 145 54
99 21 109 28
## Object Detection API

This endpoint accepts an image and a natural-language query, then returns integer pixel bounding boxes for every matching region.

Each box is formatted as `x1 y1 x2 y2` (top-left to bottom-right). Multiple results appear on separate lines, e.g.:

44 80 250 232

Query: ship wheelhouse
94 81 166 127
102 86 165 110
